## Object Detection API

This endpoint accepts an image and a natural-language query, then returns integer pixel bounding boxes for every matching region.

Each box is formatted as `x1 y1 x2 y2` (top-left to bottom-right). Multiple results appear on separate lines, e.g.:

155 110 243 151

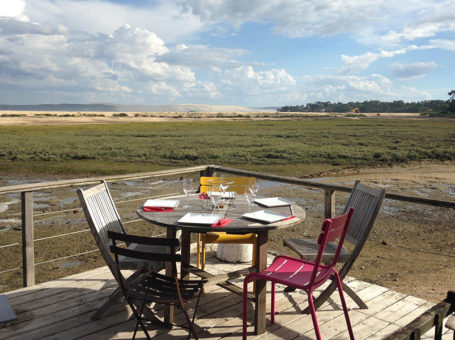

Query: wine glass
219 181 230 196
248 179 259 198
244 192 255 211
182 178 196 209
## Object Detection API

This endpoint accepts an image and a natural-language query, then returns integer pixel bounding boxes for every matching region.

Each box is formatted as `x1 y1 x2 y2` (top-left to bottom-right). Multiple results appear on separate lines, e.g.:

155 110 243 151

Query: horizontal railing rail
0 164 454 288
0 165 208 194
210 165 455 209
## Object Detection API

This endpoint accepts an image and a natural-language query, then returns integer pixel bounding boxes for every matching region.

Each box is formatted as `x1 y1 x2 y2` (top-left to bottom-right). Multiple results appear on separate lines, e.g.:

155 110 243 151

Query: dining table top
136 194 306 234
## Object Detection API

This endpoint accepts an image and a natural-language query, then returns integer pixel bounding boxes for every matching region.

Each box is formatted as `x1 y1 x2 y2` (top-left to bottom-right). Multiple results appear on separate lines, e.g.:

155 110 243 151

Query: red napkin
144 207 174 212
212 218 232 227
199 193 209 199
282 215 296 221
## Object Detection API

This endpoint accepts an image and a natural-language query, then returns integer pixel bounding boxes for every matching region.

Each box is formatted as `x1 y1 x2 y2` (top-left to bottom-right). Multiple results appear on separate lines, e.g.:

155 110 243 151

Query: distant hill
0 103 276 113
0 104 119 112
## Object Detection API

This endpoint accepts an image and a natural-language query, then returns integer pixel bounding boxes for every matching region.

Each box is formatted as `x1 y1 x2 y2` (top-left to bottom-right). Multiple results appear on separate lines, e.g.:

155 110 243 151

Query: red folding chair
242 208 355 340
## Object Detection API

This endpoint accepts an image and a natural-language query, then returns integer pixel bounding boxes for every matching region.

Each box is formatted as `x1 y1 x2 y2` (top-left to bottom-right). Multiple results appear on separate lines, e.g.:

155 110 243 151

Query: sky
0 0 454 107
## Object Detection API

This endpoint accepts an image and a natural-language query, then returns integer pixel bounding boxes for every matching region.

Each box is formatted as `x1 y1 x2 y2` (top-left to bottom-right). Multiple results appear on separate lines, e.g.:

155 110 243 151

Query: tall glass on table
182 178 197 209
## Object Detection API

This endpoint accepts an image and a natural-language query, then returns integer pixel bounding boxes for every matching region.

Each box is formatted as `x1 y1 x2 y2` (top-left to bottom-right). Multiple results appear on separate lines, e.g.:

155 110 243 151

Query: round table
136 194 305 335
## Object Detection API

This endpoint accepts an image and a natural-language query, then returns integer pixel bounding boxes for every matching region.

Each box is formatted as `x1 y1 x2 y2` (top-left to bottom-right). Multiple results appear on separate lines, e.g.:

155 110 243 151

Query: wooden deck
1 252 453 340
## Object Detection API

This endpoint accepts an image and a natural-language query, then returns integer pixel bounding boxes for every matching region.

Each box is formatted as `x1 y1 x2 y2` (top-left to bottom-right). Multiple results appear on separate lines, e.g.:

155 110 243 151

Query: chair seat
205 232 256 244
284 238 351 263
250 255 334 290
119 243 167 271
127 272 205 303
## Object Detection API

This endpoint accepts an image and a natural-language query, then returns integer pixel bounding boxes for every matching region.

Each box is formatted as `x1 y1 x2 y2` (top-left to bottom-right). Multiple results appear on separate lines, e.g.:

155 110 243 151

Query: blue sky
0 0 454 107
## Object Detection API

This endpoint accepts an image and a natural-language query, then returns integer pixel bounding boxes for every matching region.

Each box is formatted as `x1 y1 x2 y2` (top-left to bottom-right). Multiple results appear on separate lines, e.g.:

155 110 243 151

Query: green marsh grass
0 118 454 177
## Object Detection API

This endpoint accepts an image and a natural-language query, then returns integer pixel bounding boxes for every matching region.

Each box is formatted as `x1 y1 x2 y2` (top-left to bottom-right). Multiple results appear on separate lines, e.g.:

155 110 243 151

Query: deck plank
0 252 444 340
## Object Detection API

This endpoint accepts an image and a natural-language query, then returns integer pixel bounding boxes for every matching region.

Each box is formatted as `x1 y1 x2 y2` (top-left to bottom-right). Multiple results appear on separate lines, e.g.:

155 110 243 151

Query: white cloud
339 49 406 74
0 19 197 103
161 44 246 70
181 0 455 44
218 66 298 105
300 74 394 102
338 44 437 74
429 39 455 51
296 73 437 104
391 61 438 80
0 0 26 19
23 0 205 42
0 12 299 105
1 1 453 105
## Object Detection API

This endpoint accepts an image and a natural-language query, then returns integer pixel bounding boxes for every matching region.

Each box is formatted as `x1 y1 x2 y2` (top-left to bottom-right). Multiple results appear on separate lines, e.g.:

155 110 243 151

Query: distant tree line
278 92 455 116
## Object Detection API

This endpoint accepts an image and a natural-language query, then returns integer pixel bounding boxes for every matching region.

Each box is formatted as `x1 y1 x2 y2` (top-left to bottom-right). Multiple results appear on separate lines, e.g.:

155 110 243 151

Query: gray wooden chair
283 180 385 311
77 180 166 320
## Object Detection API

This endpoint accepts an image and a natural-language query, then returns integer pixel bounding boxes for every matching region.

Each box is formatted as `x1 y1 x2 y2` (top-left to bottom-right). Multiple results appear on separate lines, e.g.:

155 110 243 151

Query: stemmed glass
248 179 259 205
219 181 230 197
244 192 255 211
182 178 196 209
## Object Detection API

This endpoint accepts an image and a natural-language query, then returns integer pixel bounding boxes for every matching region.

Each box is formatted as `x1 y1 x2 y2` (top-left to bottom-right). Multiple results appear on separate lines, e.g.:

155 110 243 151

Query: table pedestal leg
181 230 191 280
254 231 268 335
164 228 177 325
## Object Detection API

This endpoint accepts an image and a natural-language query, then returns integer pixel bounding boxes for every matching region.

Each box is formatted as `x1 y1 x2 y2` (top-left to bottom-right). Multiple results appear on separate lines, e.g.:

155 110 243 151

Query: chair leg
180 304 198 340
302 277 367 314
271 282 275 324
302 279 337 314
196 233 201 269
187 290 203 340
307 291 322 340
342 281 368 309
334 273 355 340
201 235 207 271
128 299 152 340
243 276 254 340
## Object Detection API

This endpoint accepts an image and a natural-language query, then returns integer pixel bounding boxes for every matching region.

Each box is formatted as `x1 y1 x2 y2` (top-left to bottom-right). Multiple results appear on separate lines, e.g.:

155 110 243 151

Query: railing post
21 191 35 287
200 166 214 178
324 189 336 219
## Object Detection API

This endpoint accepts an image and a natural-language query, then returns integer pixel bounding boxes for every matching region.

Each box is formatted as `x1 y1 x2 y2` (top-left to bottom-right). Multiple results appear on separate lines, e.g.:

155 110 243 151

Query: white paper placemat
254 197 293 207
242 210 292 223
144 199 180 208
177 212 223 225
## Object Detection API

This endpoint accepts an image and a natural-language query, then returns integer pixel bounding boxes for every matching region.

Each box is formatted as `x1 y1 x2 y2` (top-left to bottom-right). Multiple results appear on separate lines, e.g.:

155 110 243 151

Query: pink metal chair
242 208 355 340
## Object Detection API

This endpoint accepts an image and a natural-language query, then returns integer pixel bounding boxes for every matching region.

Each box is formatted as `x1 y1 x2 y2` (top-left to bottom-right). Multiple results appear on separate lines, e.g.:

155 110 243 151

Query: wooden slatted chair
197 176 257 270
77 180 167 320
243 208 355 340
108 231 206 340
283 180 385 311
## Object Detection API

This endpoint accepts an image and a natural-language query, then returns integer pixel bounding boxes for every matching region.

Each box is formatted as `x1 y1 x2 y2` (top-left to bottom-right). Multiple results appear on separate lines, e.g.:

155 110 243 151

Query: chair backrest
314 208 354 271
77 180 126 281
200 176 255 194
108 231 180 264
343 180 386 245
338 180 385 279
108 231 180 294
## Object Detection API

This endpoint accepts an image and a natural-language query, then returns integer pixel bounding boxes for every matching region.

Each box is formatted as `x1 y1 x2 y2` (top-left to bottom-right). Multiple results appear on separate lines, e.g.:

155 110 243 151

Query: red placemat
282 215 296 221
212 218 232 227
144 207 174 212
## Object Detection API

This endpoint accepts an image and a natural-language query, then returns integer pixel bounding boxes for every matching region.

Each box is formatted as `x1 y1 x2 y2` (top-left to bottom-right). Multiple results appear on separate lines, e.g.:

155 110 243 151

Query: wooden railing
386 291 455 340
0 164 454 288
